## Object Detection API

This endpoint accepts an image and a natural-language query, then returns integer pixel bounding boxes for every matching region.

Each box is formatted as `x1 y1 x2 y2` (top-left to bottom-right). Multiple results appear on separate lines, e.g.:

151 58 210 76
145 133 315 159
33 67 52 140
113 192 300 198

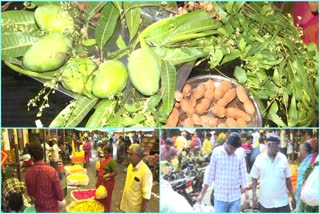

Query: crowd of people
161 129 319 212
1 130 156 213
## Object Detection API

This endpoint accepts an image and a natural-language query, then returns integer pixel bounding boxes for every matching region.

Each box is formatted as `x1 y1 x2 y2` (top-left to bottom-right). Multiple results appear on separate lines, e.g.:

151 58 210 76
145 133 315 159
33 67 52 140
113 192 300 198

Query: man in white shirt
250 133 296 212
48 138 60 175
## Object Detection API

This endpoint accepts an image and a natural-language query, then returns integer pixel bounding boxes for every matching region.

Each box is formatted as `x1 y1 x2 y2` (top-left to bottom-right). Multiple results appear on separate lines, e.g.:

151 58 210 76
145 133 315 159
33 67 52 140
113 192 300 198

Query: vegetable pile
1 2 318 127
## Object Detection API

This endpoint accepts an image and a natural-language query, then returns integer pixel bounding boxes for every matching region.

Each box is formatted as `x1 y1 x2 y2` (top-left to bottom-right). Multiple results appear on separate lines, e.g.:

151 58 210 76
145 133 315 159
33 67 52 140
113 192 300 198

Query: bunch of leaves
189 2 318 127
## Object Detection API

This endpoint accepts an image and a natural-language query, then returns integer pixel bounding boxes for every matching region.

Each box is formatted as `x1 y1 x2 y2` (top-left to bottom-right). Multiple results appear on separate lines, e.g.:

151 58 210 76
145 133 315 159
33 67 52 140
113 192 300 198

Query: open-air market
160 129 319 213
1 128 159 212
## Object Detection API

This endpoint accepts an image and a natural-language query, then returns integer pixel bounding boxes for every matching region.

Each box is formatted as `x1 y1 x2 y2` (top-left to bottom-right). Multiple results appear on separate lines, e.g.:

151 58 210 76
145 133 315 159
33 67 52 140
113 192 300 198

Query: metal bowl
179 75 262 127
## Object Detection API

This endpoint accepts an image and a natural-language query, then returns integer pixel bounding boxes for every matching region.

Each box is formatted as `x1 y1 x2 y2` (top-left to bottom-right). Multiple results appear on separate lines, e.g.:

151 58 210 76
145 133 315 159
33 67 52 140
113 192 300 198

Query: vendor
96 145 117 212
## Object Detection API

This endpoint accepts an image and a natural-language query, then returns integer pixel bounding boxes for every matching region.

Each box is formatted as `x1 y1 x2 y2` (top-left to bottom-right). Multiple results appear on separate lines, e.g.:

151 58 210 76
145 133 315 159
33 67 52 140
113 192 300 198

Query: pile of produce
71 189 96 201
65 165 87 175
1 2 318 127
66 199 104 212
67 173 89 186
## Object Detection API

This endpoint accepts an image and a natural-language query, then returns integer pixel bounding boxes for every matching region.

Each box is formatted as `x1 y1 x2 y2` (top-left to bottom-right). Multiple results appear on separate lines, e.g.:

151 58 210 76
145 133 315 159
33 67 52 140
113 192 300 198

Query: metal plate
181 75 263 127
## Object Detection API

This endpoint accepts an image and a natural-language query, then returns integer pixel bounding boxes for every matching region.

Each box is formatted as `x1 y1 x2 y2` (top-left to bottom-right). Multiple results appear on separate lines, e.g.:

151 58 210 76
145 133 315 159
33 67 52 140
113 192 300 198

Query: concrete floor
20 149 159 212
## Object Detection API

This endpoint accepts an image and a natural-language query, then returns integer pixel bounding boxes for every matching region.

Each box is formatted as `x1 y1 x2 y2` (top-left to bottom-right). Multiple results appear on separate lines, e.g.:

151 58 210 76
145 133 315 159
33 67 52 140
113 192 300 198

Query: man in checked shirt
197 132 250 212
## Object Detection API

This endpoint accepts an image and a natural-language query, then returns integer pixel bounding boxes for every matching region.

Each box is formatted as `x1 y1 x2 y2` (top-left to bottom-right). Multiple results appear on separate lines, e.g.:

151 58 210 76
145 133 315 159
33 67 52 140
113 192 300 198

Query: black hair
207 133 212 138
302 142 313 153
246 135 253 140
227 132 242 148
8 192 23 212
165 138 173 145
103 145 113 154
28 143 43 161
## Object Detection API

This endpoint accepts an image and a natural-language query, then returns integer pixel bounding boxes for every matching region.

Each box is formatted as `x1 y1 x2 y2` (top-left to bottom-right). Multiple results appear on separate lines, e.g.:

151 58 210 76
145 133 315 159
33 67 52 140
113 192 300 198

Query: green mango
92 60 128 98
128 48 161 96
23 33 72 72
34 5 74 33
61 58 97 94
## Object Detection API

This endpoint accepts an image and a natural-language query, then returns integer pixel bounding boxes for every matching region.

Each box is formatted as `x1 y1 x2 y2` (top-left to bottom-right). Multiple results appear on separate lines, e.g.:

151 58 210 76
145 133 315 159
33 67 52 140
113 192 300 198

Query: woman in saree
96 145 118 212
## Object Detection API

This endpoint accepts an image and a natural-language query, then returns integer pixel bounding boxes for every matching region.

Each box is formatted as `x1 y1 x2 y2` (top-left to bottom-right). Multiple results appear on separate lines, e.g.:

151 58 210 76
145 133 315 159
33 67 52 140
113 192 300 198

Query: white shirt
250 151 291 208
51 144 60 162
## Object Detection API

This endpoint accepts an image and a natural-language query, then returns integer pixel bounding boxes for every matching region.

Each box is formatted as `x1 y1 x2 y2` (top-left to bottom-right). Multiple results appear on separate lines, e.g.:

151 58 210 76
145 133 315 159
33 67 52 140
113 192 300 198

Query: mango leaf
226 2 234 13
123 2 141 41
145 93 163 111
288 95 297 126
4 60 56 80
234 66 247 84
95 3 120 57
232 2 245 13
32 2 61 7
141 10 211 46
85 99 117 127
2 10 37 31
122 113 146 127
159 61 176 122
112 2 122 13
49 96 98 127
116 35 127 49
2 32 39 58
84 2 107 24
153 47 207 65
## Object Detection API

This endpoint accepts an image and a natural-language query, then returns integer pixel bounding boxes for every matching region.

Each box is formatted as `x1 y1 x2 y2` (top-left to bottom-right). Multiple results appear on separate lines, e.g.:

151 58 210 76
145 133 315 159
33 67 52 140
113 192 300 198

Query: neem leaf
234 66 247 84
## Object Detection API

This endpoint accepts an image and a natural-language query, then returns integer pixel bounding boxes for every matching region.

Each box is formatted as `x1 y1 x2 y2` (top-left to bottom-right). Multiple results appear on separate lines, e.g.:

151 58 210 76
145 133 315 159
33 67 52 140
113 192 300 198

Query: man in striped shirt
197 132 249 212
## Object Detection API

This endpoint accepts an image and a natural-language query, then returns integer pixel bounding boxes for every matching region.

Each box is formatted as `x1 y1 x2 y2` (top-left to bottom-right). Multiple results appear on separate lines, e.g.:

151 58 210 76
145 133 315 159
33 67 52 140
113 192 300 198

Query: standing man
202 133 213 155
161 138 181 162
25 143 64 212
175 131 187 152
120 144 153 212
250 133 296 212
48 138 60 174
242 135 254 173
197 132 250 212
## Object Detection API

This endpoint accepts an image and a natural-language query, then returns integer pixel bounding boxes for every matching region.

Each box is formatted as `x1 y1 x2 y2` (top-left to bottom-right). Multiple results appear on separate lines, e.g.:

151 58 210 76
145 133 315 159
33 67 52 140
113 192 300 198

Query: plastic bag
95 185 108 199
301 165 319 206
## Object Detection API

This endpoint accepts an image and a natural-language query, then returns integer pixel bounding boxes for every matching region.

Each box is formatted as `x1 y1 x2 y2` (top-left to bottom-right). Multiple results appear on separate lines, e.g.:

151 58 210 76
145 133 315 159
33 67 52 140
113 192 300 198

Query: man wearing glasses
197 132 250 212
250 132 296 212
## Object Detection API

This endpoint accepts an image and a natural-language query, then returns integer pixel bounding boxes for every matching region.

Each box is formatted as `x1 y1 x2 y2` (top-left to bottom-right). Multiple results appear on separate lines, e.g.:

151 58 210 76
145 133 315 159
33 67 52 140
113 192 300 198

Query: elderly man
120 144 153 212
250 133 296 212
197 132 249 212
25 142 64 212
